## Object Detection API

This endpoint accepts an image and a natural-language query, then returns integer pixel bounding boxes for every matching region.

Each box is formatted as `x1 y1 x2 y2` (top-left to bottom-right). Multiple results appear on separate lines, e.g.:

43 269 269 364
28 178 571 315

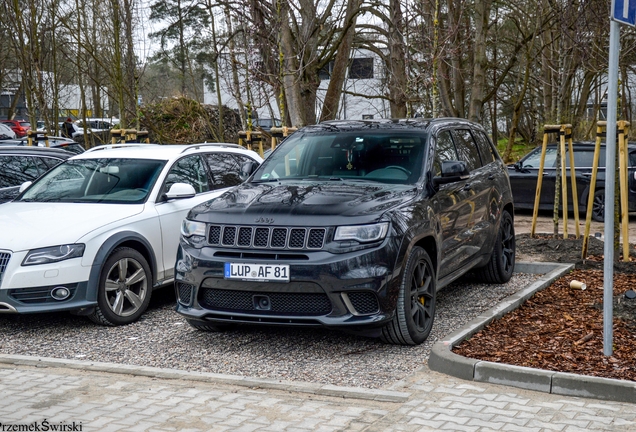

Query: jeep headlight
334 222 389 243
22 244 85 266
181 219 206 238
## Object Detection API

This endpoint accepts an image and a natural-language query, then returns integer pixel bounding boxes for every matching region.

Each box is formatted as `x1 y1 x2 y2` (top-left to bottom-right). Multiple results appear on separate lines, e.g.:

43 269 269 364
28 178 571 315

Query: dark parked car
0 137 85 154
0 146 72 204
508 142 636 221
175 118 516 345
253 118 281 131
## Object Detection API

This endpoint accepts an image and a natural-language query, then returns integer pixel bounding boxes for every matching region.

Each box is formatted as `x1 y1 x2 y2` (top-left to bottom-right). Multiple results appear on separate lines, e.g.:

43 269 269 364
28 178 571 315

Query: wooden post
582 122 604 259
566 126 580 238
618 121 630 261
530 127 553 237
559 125 569 239
111 129 122 144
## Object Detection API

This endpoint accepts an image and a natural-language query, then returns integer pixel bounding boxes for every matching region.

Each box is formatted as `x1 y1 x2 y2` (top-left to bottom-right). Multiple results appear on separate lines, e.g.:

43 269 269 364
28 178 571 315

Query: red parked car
1 120 31 138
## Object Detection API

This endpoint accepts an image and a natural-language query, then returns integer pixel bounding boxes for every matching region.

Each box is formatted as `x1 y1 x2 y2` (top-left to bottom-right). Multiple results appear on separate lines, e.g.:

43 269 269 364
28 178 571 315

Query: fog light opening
51 286 71 301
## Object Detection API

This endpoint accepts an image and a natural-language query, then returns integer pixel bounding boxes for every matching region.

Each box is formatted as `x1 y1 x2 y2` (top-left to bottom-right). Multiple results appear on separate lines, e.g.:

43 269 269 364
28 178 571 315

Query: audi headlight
22 244 85 266
334 222 389 243
181 219 206 238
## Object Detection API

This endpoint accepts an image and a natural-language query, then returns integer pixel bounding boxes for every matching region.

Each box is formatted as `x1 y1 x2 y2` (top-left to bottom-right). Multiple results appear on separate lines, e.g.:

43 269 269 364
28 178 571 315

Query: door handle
582 172 592 177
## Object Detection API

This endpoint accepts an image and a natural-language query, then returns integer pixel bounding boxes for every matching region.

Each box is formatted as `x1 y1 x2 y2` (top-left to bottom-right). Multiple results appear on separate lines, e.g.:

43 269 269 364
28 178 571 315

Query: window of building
319 61 334 80
348 58 374 79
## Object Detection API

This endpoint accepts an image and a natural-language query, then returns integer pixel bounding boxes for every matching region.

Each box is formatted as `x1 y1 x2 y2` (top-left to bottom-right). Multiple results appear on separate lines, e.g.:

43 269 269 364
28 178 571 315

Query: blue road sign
613 0 636 26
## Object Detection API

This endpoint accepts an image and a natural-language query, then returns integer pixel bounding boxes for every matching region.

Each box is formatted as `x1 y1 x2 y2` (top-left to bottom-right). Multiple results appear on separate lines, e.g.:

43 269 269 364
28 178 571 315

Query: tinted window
205 153 244 189
164 155 210 194
475 131 497 164
521 147 558 168
565 149 596 167
254 132 424 184
233 154 258 171
630 151 636 167
0 156 40 187
452 129 482 170
38 156 64 170
433 130 458 176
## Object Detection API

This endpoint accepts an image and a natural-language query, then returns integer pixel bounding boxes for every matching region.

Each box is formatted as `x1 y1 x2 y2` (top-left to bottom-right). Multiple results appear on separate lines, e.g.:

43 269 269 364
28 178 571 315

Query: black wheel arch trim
393 222 440 291
86 231 158 302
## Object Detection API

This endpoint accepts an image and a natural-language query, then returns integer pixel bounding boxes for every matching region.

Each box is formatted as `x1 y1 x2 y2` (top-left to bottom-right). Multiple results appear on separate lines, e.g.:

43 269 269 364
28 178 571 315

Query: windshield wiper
251 177 281 183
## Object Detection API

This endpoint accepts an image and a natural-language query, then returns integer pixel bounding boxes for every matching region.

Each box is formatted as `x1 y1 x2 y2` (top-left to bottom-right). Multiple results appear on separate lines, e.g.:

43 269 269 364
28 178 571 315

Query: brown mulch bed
454 234 636 382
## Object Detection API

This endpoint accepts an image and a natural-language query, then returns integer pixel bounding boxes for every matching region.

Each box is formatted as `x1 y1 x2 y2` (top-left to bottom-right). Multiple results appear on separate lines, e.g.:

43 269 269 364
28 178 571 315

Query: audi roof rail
180 142 243 154
84 143 159 153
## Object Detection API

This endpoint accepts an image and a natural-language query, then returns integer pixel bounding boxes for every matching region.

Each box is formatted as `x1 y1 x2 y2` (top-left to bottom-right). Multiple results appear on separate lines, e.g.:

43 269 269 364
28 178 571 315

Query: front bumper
175 237 401 333
0 281 95 314
0 251 95 314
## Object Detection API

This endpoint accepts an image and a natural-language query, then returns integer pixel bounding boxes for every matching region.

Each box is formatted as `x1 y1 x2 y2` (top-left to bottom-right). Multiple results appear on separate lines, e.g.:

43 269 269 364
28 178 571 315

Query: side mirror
19 181 33 193
432 161 470 186
513 161 522 171
164 183 196 200
239 161 258 181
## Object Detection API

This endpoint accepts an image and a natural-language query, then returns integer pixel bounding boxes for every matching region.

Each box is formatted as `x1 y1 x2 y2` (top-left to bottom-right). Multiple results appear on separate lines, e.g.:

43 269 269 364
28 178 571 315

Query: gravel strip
0 272 539 389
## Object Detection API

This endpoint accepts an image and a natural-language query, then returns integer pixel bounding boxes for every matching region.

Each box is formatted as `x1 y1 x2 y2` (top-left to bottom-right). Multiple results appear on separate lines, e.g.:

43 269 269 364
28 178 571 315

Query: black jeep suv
175 118 515 345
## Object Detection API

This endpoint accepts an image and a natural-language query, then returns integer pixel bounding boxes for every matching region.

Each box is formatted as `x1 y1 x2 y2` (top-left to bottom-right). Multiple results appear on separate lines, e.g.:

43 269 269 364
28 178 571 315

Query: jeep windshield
254 131 427 184
19 158 166 203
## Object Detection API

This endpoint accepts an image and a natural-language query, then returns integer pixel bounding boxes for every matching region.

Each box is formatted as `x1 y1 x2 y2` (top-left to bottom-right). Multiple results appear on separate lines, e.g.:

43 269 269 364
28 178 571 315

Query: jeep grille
207 226 326 250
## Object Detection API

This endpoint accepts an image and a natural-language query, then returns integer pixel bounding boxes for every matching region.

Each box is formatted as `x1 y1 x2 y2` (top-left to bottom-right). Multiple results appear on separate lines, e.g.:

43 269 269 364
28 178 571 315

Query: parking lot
0 272 537 390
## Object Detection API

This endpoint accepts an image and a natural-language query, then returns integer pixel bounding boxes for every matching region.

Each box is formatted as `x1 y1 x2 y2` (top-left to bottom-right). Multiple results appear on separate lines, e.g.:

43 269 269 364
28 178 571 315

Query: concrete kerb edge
430 261 636 403
428 261 573 381
426 262 636 400
0 353 410 403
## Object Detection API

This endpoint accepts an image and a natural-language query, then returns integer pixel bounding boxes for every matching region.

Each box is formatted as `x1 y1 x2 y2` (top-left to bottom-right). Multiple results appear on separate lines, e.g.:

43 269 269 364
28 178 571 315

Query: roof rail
84 143 158 153
180 142 243 154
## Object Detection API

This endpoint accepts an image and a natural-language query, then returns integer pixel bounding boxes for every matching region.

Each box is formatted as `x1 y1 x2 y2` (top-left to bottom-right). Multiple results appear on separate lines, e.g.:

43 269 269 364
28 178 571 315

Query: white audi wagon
0 143 262 325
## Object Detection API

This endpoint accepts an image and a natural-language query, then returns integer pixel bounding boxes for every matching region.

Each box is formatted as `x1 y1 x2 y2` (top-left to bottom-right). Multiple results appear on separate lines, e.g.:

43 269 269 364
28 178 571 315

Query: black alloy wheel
592 189 605 222
475 210 515 284
381 246 436 345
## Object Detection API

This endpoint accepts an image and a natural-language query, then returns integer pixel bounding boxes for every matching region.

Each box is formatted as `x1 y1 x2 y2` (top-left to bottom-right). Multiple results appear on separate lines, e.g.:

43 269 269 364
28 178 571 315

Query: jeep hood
189 181 418 225
0 202 144 252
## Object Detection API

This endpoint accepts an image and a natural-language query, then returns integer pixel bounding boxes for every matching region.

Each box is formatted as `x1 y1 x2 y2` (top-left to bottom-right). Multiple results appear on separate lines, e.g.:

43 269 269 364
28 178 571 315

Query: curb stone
429 261 636 404
0 354 410 403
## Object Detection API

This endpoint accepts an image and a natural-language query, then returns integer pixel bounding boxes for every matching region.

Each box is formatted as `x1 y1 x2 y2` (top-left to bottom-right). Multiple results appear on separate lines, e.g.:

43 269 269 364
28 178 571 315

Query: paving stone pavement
1 364 635 431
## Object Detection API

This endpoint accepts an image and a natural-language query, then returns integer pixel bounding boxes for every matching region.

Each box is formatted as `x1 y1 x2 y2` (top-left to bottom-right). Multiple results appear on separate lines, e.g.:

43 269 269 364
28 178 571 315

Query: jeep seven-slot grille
207 226 326 250
199 288 332 316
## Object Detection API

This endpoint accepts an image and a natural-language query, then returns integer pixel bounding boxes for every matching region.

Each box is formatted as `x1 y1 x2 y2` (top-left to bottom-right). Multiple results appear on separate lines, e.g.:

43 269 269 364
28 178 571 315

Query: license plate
224 263 290 282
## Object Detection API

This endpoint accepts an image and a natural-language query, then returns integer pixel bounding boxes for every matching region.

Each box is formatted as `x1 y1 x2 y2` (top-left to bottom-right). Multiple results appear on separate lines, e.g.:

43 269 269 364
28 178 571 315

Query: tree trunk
280 3 305 127
386 0 408 118
468 0 491 122
320 0 360 121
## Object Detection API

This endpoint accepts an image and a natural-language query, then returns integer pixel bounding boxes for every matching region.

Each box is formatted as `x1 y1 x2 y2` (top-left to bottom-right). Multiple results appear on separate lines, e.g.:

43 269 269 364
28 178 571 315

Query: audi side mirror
164 183 196 200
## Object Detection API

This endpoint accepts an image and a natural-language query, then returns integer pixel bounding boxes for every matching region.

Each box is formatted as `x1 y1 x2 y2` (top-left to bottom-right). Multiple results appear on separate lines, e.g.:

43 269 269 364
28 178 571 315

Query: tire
89 247 152 326
475 210 515 284
592 189 605 222
381 246 436 345
186 319 232 332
